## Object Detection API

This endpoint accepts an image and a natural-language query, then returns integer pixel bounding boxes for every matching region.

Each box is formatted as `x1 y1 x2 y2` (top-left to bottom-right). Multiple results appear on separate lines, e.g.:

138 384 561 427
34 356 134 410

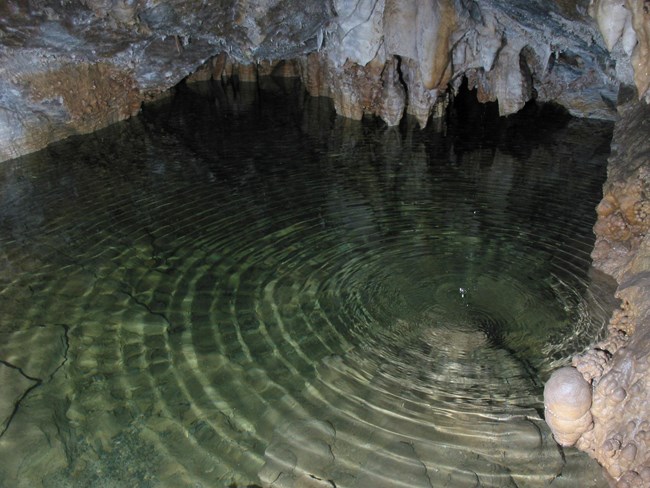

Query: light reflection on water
0 79 616 487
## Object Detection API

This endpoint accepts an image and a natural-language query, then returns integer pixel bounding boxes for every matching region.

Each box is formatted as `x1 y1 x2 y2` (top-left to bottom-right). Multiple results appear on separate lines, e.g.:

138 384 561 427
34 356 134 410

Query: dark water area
0 78 617 487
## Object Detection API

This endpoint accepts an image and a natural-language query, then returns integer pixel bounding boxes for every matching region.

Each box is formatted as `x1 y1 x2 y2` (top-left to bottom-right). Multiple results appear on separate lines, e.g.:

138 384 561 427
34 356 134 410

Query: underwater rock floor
0 81 617 487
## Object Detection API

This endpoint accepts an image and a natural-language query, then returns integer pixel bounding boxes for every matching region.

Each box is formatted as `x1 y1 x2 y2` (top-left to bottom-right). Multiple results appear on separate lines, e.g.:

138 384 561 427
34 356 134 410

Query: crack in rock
0 323 70 437
119 289 173 330
0 359 42 437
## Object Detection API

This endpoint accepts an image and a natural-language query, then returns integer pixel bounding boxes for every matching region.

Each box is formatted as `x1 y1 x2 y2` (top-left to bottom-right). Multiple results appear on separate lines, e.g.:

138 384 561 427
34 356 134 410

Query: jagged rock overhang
0 0 642 163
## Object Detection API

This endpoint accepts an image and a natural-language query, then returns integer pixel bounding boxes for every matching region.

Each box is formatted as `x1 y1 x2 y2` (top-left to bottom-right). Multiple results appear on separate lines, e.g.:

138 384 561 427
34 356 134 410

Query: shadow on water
0 76 617 487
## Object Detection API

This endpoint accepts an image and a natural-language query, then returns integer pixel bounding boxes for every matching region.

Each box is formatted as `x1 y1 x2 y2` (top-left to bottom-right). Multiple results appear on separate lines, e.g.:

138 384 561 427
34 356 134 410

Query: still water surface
0 79 617 487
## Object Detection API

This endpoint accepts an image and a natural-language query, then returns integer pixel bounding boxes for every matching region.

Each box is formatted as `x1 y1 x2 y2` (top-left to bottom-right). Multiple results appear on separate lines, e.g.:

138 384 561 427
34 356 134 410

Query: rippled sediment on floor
0 80 616 487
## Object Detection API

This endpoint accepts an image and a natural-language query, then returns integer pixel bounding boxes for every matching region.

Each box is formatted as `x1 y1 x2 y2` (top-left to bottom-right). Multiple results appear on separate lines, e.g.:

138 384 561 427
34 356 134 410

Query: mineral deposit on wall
573 99 650 487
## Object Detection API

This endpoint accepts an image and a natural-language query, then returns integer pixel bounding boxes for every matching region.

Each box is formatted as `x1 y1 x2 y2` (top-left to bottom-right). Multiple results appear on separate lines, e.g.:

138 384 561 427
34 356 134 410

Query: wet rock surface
544 366 594 447
0 324 69 486
298 0 620 126
0 0 641 163
590 0 650 104
0 324 68 433
573 99 650 485
0 362 37 435
0 0 333 162
258 307 609 488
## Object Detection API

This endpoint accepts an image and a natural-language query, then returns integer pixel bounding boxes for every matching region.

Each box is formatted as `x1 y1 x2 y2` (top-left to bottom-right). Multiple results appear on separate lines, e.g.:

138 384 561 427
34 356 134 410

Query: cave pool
0 78 619 487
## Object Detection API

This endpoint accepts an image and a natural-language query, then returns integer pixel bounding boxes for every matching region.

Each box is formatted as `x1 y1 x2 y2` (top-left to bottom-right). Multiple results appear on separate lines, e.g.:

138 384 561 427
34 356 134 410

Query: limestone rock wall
0 0 333 162
297 0 620 127
565 2 650 484
573 100 650 486
0 0 636 162
590 0 650 104
304 0 650 127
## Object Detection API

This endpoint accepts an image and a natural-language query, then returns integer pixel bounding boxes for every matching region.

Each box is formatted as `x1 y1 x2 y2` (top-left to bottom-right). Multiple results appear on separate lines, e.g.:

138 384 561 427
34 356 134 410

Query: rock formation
2 0 650 484
590 0 650 104
294 0 622 126
0 0 642 162
572 98 650 486
544 366 595 447
0 0 333 162
553 3 650 484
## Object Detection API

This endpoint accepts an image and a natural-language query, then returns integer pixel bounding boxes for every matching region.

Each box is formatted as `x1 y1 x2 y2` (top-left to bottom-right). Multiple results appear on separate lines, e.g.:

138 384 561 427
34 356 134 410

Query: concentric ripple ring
0 81 616 487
